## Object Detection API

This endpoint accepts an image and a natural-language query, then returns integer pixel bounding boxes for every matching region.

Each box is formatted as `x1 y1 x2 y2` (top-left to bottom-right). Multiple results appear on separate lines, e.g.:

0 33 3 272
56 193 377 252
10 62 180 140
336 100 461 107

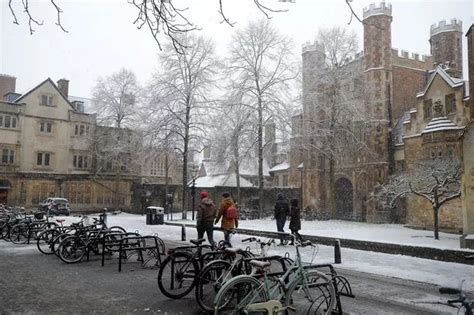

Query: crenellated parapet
301 41 324 54
363 2 392 20
430 19 462 36
391 48 431 62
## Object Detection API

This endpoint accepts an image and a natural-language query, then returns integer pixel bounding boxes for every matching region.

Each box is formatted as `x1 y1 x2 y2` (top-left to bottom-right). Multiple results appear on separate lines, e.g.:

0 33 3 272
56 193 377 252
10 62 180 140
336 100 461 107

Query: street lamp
191 165 199 221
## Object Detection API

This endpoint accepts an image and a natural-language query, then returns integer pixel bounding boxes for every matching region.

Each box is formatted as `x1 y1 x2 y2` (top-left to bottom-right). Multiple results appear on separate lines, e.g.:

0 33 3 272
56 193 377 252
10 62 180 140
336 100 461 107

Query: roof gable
14 78 75 110
416 66 464 98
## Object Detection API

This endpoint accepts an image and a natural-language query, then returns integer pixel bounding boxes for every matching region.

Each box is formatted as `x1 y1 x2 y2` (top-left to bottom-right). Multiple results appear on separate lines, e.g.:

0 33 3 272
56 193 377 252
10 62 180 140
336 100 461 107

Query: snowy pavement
57 212 474 293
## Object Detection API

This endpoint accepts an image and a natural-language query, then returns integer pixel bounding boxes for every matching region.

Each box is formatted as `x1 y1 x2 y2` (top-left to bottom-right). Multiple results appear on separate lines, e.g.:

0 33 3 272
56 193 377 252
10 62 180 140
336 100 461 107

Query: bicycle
213 235 337 315
195 237 294 312
9 215 56 244
56 217 126 264
437 284 473 315
157 238 230 299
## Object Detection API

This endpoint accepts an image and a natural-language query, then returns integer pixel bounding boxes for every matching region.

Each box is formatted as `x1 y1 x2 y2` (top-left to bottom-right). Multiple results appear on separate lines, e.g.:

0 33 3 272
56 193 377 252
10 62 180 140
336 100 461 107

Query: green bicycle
213 236 337 314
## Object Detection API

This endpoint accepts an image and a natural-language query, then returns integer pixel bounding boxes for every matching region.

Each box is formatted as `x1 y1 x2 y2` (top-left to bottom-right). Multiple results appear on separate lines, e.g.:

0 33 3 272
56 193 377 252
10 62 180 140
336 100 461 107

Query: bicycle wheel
213 275 268 315
52 232 71 257
284 270 337 315
10 224 28 244
109 226 126 233
37 229 60 255
195 260 233 312
157 251 199 299
58 235 87 264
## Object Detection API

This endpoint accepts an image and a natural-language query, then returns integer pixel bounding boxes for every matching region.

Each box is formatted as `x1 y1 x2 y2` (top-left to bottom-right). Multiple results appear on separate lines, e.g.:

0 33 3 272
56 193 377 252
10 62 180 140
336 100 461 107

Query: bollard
334 239 341 264
181 224 186 241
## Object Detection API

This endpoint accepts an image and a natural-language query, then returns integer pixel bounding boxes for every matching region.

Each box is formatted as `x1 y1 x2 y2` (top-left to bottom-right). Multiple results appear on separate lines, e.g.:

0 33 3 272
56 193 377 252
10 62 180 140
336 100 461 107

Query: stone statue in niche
433 99 444 117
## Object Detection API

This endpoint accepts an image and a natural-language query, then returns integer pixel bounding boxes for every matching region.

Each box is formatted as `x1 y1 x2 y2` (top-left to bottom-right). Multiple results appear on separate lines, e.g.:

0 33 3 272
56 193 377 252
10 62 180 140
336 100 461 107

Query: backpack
225 206 237 220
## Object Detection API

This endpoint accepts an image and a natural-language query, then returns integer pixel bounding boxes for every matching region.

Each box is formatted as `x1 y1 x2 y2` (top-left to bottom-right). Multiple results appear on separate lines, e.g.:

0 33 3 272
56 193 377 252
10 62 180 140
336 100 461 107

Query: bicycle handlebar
439 287 461 295
242 237 256 243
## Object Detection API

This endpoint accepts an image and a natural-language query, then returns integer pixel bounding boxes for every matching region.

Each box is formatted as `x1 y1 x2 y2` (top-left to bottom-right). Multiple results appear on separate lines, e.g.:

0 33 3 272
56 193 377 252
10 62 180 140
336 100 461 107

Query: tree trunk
257 96 264 218
433 205 440 240
328 156 336 218
182 101 191 220
164 151 169 217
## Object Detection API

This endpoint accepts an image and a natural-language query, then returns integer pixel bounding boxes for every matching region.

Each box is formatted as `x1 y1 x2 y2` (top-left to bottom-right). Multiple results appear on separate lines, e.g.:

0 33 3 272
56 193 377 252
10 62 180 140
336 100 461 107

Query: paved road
0 240 460 314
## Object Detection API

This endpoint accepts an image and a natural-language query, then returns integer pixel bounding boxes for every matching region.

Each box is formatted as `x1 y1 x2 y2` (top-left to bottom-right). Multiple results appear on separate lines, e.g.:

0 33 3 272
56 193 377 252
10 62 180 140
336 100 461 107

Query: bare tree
226 18 296 217
92 68 141 129
7 0 295 52
374 159 461 240
302 26 370 217
90 126 144 209
211 94 257 203
148 34 218 219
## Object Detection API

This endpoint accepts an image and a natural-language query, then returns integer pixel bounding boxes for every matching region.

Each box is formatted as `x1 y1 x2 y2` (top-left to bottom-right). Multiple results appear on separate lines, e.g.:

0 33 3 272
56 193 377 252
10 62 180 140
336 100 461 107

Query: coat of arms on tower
433 99 444 117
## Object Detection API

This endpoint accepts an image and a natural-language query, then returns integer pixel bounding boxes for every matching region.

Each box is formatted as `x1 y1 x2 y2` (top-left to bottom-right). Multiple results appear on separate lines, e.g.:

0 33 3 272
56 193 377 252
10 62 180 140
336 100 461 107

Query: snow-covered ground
56 212 474 292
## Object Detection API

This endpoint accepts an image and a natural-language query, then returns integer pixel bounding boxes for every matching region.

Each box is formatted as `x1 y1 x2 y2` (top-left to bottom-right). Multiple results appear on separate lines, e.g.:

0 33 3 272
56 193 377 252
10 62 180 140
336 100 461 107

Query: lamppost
191 166 198 221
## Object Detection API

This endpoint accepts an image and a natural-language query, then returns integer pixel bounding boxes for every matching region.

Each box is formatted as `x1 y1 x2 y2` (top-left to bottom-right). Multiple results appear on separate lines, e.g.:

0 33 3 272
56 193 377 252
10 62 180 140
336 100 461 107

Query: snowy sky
1 0 472 98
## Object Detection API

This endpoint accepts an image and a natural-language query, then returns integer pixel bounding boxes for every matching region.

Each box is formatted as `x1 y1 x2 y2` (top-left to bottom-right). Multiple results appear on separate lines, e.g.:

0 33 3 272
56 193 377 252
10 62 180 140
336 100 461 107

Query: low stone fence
163 222 474 265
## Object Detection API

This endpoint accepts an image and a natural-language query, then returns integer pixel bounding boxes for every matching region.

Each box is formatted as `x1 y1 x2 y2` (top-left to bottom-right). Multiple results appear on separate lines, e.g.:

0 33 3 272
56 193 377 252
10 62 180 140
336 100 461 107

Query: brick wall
0 75 16 99
391 65 426 123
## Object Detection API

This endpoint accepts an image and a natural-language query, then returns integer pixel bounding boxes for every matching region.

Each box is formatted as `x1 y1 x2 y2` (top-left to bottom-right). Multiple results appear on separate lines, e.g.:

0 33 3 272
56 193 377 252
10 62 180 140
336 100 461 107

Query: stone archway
335 177 353 220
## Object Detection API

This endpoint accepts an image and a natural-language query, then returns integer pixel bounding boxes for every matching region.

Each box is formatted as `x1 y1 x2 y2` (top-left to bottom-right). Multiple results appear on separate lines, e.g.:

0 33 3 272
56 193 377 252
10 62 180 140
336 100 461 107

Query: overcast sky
1 0 472 99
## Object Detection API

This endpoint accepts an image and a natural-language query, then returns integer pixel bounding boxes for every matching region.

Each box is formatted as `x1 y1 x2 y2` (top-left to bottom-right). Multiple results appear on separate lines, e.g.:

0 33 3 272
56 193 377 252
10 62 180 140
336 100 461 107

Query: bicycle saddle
190 238 205 246
224 247 244 255
249 260 271 269
56 219 66 224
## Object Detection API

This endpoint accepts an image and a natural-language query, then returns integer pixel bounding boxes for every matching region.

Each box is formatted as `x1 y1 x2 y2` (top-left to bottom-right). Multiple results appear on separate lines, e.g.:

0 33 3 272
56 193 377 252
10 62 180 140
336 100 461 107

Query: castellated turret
429 19 463 78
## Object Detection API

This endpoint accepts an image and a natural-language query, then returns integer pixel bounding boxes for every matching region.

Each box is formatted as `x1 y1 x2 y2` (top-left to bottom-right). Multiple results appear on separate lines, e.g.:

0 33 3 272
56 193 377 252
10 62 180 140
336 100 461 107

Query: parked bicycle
195 237 292 312
157 238 231 299
213 235 337 315
56 217 126 264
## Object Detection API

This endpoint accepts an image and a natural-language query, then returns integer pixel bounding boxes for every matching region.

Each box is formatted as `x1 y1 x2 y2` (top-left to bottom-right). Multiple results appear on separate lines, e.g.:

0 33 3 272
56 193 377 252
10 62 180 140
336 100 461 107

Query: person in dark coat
274 193 289 245
289 198 302 245
196 191 217 247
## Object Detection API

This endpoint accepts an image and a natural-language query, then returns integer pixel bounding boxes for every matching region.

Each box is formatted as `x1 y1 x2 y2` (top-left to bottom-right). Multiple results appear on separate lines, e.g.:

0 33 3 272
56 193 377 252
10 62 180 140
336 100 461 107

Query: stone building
301 2 470 227
0 76 180 211
461 24 474 248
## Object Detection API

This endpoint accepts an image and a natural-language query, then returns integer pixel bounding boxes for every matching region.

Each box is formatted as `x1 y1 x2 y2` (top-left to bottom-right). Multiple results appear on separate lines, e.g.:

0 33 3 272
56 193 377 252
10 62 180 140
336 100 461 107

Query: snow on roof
192 174 254 188
416 66 464 98
239 157 270 177
200 160 229 176
421 116 464 134
269 161 290 173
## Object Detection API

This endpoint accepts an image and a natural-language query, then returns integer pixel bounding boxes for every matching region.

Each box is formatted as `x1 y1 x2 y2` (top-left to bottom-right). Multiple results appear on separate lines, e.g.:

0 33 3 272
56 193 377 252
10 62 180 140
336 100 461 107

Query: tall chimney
57 79 69 97
0 74 16 100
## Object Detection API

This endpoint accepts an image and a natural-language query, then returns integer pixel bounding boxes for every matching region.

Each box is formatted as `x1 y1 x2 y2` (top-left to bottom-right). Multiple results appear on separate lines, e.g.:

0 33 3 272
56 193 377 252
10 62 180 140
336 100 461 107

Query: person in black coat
274 193 289 245
289 198 302 245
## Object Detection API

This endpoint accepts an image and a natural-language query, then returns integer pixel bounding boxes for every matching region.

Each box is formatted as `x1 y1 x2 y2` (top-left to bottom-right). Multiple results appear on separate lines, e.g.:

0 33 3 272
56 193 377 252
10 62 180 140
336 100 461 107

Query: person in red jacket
215 192 238 246
196 191 217 247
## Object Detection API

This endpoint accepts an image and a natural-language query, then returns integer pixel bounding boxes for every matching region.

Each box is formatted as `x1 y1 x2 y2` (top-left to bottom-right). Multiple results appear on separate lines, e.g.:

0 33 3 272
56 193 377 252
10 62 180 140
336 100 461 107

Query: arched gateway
335 177 353 220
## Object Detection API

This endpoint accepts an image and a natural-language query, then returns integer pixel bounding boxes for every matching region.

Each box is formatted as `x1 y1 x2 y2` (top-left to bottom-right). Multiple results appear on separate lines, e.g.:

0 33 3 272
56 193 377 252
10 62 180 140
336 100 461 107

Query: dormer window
423 99 433 120
445 94 456 115
41 95 54 106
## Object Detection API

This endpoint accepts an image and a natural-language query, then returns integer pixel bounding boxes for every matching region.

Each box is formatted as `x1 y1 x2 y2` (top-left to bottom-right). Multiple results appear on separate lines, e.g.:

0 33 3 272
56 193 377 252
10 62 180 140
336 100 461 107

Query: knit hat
200 191 208 199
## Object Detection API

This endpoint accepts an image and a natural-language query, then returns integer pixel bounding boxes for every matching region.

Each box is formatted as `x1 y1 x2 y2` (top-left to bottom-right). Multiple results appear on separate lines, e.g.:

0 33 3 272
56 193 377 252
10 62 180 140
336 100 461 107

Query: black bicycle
157 238 230 299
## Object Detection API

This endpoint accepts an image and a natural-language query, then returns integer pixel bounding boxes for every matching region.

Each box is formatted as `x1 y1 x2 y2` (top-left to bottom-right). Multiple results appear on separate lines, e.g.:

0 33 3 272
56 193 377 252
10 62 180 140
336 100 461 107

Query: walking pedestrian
215 192 238 247
196 191 217 247
289 198 303 245
274 193 289 245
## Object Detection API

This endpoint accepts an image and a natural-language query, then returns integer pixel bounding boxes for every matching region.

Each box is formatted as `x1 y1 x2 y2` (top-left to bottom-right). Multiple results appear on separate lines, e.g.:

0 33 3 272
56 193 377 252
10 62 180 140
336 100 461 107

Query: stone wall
406 195 463 232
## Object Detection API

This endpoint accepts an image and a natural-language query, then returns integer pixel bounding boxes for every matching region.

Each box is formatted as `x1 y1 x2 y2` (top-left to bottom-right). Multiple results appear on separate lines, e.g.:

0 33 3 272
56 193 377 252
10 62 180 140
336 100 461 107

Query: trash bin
145 207 164 225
